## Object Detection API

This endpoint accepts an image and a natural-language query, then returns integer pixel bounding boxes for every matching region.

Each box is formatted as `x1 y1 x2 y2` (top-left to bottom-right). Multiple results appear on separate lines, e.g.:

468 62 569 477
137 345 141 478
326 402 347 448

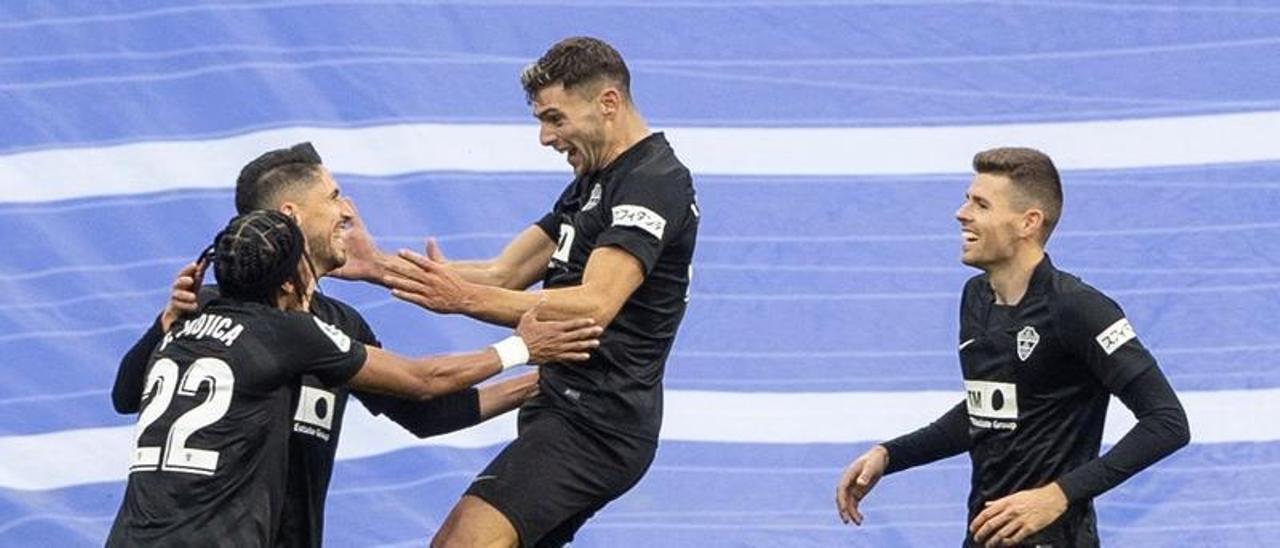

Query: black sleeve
595 171 694 275
276 314 368 386
112 316 165 413
1056 366 1190 502
353 388 482 438
1058 288 1155 392
881 401 973 474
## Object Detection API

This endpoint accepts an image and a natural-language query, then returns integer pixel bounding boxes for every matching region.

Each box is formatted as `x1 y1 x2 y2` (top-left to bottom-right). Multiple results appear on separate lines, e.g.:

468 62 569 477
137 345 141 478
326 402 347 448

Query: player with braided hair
108 211 602 547
112 143 549 547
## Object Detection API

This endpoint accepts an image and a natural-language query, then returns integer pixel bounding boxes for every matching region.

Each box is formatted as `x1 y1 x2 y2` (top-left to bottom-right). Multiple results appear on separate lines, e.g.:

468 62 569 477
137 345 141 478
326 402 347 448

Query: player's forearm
446 260 507 287
1055 367 1189 502
461 283 618 328
881 401 972 474
406 349 506 399
477 372 539 420
113 316 165 414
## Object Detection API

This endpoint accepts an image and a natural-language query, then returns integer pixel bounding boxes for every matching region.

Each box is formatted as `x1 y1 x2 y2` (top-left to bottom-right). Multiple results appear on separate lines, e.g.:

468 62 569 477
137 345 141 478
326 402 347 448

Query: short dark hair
211 210 307 305
520 36 631 102
234 142 325 214
972 147 1064 243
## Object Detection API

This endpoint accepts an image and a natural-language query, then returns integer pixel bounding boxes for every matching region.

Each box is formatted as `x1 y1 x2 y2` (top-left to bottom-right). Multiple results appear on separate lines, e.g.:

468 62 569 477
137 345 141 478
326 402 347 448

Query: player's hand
969 482 1068 547
424 237 449 264
836 445 889 526
515 299 601 364
384 249 474 314
330 197 389 283
159 260 207 331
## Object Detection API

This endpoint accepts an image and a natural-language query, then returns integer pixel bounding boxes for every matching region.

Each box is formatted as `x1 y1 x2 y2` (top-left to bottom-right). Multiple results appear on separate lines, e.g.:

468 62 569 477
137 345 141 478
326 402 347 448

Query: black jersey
958 255 1154 547
114 288 481 548
532 132 699 442
107 300 366 547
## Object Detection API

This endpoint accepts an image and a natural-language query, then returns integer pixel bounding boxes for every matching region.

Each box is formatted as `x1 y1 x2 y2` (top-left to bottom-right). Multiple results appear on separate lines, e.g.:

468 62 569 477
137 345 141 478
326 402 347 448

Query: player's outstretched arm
347 302 600 400
359 372 539 438
422 227 556 290
332 197 553 291
385 245 644 328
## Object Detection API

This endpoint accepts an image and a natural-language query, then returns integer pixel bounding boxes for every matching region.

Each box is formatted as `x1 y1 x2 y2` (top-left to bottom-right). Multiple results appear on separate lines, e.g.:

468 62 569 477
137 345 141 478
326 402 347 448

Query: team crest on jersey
1016 326 1040 362
583 183 603 211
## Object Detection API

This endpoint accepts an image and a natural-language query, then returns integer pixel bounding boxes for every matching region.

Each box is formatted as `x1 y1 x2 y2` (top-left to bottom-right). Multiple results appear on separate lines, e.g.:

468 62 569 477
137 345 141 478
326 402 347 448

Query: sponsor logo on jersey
313 317 352 352
293 386 336 441
611 204 667 240
959 338 976 351
965 380 1019 430
583 183 603 211
1016 326 1040 362
1096 318 1137 356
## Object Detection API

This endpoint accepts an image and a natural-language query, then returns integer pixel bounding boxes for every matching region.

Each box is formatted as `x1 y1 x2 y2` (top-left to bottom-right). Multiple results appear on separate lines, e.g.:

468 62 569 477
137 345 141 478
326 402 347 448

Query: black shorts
464 408 657 548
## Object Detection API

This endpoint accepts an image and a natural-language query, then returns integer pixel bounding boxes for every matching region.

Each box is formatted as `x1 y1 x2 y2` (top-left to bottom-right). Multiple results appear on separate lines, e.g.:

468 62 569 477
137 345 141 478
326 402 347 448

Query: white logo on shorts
1016 326 1040 362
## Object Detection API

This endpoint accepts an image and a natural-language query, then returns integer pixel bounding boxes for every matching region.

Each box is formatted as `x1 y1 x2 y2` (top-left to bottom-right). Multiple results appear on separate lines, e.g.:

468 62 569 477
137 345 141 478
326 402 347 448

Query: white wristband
491 336 530 370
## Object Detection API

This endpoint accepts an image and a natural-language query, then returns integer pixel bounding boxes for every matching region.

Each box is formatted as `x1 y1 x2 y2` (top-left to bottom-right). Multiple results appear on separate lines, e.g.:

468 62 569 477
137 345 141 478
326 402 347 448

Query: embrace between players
108 36 1188 548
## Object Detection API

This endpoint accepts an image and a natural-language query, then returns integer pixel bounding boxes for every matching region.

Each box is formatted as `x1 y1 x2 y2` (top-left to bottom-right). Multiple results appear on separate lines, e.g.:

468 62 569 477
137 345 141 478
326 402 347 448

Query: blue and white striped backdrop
2 2 1278 546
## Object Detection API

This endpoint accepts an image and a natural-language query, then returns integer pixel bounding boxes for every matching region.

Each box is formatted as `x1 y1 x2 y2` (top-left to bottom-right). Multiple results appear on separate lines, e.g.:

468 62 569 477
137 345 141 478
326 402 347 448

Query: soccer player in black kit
111 143 551 547
339 37 699 547
835 148 1190 547
108 211 601 547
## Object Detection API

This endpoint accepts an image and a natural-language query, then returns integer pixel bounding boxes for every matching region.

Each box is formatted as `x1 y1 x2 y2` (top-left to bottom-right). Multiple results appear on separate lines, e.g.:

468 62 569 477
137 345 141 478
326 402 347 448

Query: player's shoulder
310 292 377 343
310 293 366 324
626 134 692 185
1045 267 1123 322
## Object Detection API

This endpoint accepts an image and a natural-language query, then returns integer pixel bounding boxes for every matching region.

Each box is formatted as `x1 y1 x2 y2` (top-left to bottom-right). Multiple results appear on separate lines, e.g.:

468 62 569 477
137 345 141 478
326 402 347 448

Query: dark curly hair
208 210 311 306
520 36 631 102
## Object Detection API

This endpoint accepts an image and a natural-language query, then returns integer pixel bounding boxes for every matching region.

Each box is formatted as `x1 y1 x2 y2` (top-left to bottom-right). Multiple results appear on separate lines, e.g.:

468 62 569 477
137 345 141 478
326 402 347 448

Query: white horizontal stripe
0 387 1274 491
4 110 1280 203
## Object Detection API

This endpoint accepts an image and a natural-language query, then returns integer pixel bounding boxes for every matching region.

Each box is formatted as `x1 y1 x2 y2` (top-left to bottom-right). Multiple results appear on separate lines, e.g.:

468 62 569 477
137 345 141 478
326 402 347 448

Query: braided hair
207 210 312 306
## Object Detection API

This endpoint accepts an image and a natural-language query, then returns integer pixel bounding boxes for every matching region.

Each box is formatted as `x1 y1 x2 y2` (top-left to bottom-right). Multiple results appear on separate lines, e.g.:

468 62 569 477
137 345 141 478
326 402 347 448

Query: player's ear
1021 208 1045 241
278 202 297 218
598 87 621 116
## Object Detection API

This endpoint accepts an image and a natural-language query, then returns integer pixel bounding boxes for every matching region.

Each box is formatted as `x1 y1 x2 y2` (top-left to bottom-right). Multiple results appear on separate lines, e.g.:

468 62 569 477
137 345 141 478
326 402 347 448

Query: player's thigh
432 495 518 548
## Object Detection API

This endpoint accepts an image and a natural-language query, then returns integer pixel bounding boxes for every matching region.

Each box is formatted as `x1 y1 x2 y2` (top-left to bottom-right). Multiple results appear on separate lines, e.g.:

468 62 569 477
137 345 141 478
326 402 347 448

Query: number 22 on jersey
130 358 234 476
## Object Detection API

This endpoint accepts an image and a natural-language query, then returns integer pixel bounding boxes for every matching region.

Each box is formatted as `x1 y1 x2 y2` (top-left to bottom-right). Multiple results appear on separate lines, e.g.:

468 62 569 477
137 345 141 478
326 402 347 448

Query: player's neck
985 247 1045 306
599 111 650 171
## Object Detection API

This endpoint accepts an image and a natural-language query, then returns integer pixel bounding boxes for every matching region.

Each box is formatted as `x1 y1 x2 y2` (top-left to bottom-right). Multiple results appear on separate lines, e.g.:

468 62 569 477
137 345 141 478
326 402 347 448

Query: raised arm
331 197 554 291
385 245 644 328
429 227 556 290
